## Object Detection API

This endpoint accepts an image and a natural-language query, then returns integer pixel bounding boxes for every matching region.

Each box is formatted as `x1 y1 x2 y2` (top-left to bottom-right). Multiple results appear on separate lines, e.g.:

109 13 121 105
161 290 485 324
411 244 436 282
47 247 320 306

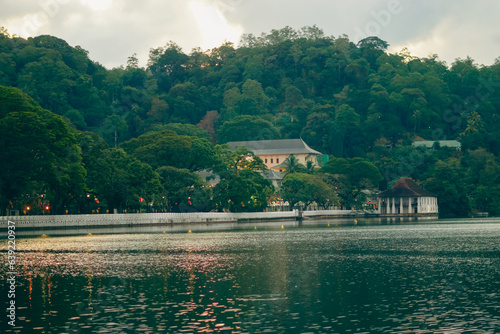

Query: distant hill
2 27 500 156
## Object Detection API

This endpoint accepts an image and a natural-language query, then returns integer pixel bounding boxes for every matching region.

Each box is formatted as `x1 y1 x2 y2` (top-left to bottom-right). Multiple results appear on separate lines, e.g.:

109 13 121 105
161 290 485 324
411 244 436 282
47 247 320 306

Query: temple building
227 139 328 171
377 178 438 215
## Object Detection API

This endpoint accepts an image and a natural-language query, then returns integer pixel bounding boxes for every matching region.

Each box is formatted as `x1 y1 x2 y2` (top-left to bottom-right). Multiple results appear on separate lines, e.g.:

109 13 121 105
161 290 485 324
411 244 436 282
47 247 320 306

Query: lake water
1 218 500 333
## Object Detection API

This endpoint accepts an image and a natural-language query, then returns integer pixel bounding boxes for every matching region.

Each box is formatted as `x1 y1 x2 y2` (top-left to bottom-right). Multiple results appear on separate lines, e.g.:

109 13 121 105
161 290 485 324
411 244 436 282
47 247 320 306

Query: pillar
409 197 412 214
400 197 403 214
378 198 382 214
391 197 396 214
417 197 421 213
386 197 390 214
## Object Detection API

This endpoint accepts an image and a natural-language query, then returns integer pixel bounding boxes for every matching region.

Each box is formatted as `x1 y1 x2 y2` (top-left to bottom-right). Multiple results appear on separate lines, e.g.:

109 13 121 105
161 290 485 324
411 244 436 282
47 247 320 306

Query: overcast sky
1 0 499 69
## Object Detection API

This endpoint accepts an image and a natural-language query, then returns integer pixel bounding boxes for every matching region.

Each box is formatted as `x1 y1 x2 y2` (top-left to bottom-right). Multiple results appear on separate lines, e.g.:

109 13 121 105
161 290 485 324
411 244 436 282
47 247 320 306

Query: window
271 159 273 163
277 158 280 163
265 158 268 163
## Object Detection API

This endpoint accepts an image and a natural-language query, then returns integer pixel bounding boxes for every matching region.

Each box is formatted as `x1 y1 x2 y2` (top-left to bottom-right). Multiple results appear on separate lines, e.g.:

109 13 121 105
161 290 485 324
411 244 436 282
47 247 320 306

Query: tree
300 111 334 154
197 110 220 144
156 166 210 212
213 146 267 176
282 154 306 174
459 111 487 150
423 159 471 218
98 114 129 147
239 79 270 114
0 86 87 215
320 157 382 209
357 36 389 51
121 129 217 171
209 145 271 212
85 148 162 213
472 185 500 216
166 82 208 123
217 115 280 143
148 42 189 91
331 104 361 157
152 122 212 141
280 173 336 210
147 97 169 123
3 27 500 219
211 169 274 212
469 158 500 215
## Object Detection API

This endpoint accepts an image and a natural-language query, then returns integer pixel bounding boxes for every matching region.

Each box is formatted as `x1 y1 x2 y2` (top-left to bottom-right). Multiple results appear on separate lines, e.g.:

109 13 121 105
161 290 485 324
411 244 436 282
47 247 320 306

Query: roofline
227 139 323 155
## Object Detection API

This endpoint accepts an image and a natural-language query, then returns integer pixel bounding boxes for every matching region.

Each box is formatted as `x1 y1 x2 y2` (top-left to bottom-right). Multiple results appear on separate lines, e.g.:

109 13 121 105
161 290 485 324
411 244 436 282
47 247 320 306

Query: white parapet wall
302 210 355 217
0 211 299 229
0 210 374 230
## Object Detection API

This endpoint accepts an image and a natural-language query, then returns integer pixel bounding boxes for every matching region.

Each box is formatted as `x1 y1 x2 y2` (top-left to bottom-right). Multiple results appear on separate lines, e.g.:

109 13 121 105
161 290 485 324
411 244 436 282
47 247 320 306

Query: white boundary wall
0 211 300 229
303 210 354 217
0 210 371 230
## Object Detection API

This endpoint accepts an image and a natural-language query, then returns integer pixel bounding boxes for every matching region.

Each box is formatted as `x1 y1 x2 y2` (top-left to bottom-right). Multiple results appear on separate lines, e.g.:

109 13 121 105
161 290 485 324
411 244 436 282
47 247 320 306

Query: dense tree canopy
1 26 500 216
280 173 337 209
320 157 383 209
0 86 85 215
211 169 274 212
120 129 217 171
156 166 210 212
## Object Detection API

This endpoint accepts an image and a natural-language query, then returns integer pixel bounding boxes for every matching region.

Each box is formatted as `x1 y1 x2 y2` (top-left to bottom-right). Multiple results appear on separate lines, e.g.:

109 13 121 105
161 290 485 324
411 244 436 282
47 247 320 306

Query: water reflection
1 221 499 333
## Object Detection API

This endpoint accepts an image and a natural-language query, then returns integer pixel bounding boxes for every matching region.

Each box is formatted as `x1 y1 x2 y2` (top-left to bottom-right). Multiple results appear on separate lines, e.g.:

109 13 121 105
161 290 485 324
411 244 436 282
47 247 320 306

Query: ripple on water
1 223 499 333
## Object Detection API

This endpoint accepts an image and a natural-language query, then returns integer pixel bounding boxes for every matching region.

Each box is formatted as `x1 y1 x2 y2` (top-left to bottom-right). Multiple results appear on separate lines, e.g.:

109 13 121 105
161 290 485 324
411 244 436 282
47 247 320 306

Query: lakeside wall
0 210 361 230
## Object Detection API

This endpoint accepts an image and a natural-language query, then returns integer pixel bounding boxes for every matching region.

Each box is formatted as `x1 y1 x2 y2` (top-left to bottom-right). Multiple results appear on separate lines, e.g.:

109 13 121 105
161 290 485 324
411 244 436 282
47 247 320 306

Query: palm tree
305 161 315 174
283 154 306 174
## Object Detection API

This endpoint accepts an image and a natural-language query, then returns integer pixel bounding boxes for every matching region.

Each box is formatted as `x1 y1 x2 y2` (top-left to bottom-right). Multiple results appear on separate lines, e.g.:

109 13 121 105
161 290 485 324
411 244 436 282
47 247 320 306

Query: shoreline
0 210 439 232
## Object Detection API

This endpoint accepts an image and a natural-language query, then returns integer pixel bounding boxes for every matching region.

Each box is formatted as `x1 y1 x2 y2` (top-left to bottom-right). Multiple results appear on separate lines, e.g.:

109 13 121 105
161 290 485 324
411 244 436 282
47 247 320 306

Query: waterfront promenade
0 210 365 230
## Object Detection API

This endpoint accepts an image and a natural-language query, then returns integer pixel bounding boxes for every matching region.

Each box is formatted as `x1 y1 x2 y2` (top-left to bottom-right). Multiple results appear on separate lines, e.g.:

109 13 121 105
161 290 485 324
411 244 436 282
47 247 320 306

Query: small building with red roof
377 177 438 215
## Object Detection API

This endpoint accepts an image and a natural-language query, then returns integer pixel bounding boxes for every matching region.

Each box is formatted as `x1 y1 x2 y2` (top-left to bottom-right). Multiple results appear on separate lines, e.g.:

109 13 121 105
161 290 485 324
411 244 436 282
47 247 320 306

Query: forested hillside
1 26 500 217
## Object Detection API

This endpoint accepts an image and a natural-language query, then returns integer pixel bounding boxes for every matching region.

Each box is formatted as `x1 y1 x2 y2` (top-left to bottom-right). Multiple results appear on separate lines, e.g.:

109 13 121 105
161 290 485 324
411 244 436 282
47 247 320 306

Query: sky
1 0 499 69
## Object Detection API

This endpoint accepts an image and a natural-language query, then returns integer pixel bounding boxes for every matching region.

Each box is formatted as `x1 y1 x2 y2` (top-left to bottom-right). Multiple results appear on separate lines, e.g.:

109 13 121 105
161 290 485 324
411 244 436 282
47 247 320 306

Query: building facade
227 139 326 171
377 178 438 215
412 140 461 150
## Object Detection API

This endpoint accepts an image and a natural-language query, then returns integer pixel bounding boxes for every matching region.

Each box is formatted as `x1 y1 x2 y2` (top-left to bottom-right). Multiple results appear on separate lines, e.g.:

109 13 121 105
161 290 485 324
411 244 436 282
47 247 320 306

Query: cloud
387 0 500 65
189 0 244 50
0 0 498 68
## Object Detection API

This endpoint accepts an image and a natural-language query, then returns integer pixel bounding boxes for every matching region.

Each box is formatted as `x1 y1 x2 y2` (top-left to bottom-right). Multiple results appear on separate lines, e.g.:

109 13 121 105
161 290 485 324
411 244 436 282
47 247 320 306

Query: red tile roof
378 178 435 197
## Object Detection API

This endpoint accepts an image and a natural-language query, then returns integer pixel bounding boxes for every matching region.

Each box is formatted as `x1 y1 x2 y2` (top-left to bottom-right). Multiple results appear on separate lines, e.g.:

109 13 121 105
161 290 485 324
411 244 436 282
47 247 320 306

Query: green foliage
211 169 273 212
0 86 86 214
321 157 382 188
151 122 211 141
84 147 163 212
2 27 500 217
121 129 217 171
156 166 210 212
320 157 382 209
197 110 220 143
213 146 267 176
0 35 110 128
423 159 471 218
280 173 337 210
209 145 271 212
282 155 306 174
217 115 280 143
2 26 499 159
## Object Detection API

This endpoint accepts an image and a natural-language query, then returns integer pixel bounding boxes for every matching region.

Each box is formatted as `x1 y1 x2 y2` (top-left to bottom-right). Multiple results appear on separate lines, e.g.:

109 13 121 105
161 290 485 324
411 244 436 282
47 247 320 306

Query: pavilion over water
377 178 438 215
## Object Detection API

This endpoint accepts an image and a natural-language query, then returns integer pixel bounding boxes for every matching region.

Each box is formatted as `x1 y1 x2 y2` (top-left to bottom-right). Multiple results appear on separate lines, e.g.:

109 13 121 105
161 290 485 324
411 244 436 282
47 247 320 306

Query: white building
412 140 461 150
377 178 438 215
227 139 328 171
